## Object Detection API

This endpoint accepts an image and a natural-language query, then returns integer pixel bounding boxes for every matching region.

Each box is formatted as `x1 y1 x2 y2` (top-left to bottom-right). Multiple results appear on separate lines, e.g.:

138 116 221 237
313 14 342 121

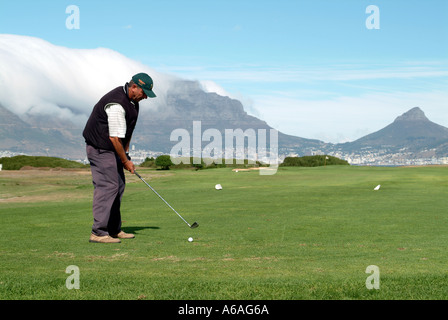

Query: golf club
134 171 199 229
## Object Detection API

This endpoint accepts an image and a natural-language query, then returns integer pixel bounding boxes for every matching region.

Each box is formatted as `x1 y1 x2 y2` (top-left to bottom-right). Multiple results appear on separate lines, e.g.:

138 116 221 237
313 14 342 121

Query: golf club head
190 222 199 229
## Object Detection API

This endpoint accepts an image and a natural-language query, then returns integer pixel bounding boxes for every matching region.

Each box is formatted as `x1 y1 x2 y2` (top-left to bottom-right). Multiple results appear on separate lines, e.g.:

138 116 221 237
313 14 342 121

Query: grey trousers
86 144 125 236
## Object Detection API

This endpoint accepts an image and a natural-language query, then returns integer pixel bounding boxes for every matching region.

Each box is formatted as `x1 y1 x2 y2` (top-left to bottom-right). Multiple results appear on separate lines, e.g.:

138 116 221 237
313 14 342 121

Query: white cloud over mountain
0 34 178 124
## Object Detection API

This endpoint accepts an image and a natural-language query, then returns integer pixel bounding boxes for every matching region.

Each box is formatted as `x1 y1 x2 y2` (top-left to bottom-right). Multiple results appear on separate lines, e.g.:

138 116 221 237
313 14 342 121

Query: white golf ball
188 237 193 242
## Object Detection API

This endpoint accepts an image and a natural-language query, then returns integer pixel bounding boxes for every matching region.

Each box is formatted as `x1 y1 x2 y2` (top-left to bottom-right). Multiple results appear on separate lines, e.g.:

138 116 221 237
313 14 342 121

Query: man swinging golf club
83 73 156 243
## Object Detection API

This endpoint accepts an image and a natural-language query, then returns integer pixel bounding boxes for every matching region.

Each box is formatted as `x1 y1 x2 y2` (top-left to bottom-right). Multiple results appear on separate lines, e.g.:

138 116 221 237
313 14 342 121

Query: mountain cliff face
0 103 84 158
0 81 325 158
1 90 447 162
132 80 325 154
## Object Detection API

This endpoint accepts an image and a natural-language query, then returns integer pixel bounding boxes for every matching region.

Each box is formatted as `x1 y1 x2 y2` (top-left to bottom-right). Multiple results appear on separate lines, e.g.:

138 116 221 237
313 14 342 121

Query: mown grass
0 165 447 300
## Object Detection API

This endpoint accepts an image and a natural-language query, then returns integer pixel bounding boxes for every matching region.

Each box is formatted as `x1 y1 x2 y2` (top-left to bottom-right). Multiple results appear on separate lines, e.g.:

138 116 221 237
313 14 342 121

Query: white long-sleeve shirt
104 103 126 138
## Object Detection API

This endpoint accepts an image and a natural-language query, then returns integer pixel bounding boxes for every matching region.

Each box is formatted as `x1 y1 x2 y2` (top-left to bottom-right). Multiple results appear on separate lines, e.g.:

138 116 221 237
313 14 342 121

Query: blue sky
0 0 447 142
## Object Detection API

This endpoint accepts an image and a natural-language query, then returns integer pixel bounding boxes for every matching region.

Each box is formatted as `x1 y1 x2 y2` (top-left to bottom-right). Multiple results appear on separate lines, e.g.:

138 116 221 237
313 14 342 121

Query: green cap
132 73 156 98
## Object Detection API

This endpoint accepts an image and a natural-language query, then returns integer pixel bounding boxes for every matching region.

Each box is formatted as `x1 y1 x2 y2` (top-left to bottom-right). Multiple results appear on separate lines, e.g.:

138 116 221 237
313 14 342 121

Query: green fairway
0 165 447 300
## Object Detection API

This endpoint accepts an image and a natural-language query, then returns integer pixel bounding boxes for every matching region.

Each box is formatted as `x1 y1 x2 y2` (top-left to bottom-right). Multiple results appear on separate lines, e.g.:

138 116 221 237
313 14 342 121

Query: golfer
83 73 156 243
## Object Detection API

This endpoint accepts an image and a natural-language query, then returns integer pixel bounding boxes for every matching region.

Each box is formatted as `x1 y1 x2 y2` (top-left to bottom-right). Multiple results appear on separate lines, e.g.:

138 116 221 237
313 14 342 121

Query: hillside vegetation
0 155 87 170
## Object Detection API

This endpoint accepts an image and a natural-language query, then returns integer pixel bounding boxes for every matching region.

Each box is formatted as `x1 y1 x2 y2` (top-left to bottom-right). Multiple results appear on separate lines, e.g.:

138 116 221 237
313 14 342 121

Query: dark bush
281 155 349 167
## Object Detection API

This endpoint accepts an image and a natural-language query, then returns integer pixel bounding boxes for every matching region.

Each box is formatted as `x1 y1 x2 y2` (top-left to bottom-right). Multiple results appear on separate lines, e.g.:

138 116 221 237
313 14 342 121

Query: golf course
0 163 447 300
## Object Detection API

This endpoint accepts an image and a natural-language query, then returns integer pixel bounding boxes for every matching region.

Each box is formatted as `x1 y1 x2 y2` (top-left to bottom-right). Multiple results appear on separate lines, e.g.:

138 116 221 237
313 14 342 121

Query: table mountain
132 80 325 154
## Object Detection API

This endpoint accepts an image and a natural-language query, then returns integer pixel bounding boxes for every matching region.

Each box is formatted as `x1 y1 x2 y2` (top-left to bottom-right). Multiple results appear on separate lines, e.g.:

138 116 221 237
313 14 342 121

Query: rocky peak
394 107 428 122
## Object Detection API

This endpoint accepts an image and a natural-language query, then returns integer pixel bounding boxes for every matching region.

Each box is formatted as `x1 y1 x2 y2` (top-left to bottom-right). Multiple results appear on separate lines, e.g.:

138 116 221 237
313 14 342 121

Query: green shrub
281 155 349 167
139 157 156 168
155 155 174 170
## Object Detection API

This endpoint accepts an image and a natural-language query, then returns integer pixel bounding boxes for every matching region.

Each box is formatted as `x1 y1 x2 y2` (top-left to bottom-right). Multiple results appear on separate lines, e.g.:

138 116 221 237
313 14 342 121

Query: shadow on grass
122 226 160 234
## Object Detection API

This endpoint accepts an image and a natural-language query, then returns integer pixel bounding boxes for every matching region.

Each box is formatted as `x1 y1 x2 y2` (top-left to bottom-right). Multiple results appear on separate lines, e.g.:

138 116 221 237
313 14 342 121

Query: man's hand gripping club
109 136 135 174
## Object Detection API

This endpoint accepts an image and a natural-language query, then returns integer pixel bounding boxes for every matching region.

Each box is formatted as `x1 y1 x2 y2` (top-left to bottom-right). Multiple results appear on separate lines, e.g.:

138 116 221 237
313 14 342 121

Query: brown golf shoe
89 233 121 243
111 231 135 239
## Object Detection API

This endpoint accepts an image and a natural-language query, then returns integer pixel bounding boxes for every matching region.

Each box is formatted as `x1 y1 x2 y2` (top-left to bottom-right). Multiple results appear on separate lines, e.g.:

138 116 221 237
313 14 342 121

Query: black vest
83 84 139 151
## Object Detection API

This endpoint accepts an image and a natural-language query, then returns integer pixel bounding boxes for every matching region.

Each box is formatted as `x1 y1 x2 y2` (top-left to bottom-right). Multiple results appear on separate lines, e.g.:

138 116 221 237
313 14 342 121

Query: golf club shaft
134 171 193 228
